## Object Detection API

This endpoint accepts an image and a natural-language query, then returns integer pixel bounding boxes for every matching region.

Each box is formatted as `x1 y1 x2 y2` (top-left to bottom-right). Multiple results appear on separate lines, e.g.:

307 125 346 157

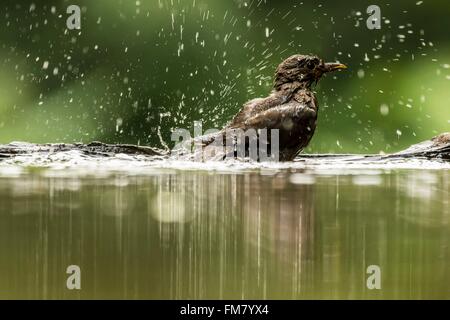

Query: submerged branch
296 133 450 162
0 133 449 162
0 141 168 159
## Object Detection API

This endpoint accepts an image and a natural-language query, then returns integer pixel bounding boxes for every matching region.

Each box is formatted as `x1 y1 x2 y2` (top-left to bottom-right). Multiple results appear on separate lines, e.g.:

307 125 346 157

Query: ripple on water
0 150 449 178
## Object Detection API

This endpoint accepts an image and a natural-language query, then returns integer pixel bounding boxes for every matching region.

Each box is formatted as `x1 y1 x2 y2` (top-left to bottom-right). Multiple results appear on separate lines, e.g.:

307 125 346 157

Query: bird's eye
306 61 316 69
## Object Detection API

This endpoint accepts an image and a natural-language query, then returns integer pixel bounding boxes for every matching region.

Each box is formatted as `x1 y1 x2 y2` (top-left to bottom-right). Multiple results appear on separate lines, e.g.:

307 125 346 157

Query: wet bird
194 54 347 161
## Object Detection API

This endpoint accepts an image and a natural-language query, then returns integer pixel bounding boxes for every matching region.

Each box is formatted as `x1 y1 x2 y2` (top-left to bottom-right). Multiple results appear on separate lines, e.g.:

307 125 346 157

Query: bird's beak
323 62 347 72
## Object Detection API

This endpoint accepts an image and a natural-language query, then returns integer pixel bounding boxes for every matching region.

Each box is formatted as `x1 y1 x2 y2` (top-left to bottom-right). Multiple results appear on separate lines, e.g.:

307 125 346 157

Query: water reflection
0 169 448 299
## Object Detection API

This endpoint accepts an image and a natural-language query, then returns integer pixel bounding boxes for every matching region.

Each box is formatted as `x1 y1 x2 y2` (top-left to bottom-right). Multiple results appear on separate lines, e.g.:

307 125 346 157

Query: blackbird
194 54 347 161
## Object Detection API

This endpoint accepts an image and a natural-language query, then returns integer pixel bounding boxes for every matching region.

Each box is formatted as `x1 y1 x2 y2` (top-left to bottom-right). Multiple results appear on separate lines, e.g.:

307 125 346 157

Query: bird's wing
231 101 316 131
229 93 287 126
190 103 302 160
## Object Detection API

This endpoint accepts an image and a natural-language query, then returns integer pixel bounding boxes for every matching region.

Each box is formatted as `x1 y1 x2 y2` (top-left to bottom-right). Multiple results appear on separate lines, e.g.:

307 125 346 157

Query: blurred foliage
0 0 449 153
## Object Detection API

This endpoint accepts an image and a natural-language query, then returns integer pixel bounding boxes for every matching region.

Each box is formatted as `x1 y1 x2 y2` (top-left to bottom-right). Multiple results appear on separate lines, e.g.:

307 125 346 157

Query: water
0 154 449 299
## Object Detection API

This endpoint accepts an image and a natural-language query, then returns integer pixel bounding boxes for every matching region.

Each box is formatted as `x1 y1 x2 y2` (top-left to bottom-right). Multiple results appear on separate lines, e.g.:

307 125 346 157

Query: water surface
0 154 449 299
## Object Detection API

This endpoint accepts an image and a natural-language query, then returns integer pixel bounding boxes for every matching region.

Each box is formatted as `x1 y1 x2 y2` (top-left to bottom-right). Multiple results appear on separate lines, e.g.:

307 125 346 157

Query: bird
185 54 347 161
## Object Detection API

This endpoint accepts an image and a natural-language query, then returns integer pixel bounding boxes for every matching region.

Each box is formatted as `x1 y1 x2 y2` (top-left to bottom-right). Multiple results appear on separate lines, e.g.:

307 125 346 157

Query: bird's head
274 54 347 90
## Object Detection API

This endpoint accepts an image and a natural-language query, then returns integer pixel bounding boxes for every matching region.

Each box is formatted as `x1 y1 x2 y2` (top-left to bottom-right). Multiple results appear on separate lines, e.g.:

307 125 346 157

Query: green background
0 0 449 153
